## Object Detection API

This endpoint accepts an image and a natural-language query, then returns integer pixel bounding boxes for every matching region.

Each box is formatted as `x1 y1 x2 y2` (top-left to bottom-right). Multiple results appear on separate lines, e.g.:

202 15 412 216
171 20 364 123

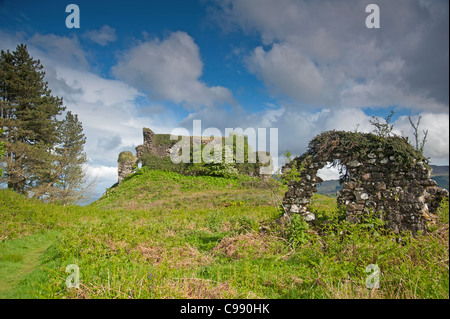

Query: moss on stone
118 151 136 163
153 134 182 147
308 130 428 170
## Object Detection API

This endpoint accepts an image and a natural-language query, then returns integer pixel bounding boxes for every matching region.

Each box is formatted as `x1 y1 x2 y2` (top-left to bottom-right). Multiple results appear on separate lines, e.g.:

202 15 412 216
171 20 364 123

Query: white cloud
83 164 118 199
394 113 450 165
83 25 117 46
178 103 375 169
207 0 449 165
112 31 235 108
1 30 180 194
1 0 448 199
213 0 449 113
246 44 326 105
0 30 25 51
28 33 90 69
317 165 341 181
45 65 177 167
181 102 449 176
84 164 118 182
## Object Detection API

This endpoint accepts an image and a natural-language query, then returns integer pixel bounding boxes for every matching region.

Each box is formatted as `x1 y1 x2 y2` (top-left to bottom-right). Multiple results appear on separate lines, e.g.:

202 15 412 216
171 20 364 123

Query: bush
287 214 312 249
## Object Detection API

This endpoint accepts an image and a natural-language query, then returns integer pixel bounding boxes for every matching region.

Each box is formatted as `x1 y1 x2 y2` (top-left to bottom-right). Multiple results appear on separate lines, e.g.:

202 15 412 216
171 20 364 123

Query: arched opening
316 161 345 196
281 130 446 234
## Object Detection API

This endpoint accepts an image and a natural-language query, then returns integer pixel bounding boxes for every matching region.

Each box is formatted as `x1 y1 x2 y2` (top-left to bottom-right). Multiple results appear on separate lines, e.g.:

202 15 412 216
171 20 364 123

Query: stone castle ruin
118 128 447 234
281 130 448 234
118 127 273 184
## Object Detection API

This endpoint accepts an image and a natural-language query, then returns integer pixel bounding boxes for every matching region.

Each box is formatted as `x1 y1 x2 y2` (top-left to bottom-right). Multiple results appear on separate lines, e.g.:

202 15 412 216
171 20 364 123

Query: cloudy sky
1 0 448 199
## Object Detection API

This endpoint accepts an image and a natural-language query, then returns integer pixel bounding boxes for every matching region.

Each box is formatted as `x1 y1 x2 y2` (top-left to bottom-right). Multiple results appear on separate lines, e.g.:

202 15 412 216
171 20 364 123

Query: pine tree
0 44 65 193
0 128 5 176
51 111 88 204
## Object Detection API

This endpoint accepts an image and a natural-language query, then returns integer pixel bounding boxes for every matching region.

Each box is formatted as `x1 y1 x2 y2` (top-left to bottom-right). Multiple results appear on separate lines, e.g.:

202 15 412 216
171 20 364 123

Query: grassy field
0 168 448 299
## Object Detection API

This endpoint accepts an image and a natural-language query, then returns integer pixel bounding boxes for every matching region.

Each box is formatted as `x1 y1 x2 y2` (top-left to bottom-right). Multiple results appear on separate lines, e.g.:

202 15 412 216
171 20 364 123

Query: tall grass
0 170 448 299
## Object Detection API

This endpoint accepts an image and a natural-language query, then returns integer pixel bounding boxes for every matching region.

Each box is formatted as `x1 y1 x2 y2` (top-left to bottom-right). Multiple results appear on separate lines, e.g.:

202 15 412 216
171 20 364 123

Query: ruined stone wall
117 151 136 184
282 131 449 234
136 129 216 159
118 127 274 183
135 128 170 158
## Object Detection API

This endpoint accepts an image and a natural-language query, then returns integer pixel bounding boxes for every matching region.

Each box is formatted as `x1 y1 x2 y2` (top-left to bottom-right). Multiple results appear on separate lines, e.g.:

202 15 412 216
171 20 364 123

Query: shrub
287 214 312 249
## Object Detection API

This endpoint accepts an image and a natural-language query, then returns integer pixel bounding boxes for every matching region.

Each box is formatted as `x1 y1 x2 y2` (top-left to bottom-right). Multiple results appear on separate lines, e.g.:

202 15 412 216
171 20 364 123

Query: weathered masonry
118 127 273 184
282 131 449 234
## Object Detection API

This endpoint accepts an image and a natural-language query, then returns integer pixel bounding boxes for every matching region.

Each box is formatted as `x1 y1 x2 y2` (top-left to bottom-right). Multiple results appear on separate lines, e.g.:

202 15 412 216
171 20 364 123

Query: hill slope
0 169 448 299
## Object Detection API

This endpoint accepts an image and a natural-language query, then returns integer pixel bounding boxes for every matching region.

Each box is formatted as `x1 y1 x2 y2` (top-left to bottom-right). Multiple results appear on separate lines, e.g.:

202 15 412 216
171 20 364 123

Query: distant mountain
315 165 449 194
430 165 449 190
430 165 449 177
316 180 342 195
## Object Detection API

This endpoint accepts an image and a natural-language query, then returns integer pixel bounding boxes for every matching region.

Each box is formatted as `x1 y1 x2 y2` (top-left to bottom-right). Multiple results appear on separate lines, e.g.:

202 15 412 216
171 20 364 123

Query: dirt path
0 232 56 298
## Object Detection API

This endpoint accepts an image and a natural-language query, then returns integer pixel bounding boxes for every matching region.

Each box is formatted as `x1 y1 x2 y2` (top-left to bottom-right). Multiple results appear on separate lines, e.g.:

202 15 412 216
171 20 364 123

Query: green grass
0 169 448 299
0 231 59 298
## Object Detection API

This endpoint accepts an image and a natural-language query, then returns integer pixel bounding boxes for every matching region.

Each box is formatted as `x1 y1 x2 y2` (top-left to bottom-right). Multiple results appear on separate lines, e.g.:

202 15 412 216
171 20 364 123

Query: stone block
347 202 365 211
347 160 362 167
303 212 315 222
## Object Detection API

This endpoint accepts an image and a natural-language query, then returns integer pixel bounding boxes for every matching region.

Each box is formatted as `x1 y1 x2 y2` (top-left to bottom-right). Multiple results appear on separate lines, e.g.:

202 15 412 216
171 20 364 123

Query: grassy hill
0 168 448 299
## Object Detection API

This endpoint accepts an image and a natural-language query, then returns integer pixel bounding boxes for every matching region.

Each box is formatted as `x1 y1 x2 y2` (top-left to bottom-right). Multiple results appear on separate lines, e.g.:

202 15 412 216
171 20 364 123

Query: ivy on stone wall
307 130 428 170
282 130 446 234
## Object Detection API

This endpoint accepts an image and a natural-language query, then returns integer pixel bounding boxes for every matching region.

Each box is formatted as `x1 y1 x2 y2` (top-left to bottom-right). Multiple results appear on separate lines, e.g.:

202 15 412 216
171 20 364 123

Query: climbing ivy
307 130 428 170
280 150 305 184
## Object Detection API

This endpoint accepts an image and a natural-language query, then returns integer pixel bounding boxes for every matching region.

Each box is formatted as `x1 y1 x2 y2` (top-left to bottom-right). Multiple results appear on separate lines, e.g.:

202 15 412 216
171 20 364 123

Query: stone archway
281 131 448 234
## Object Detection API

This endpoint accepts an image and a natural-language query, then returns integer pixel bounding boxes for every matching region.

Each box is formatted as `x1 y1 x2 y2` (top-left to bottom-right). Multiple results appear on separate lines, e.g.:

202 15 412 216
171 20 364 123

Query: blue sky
1 0 449 199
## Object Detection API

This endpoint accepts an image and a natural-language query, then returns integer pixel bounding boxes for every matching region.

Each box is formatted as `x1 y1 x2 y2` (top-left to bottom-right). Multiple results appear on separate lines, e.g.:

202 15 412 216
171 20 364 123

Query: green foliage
1 44 86 203
287 214 311 249
118 151 136 165
43 111 88 204
140 152 189 174
279 150 304 184
187 133 257 178
437 197 449 224
369 110 396 139
187 144 239 178
0 128 4 176
0 44 65 193
285 160 304 184
284 150 292 162
153 134 181 147
141 132 261 178
0 170 448 299
309 130 428 170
